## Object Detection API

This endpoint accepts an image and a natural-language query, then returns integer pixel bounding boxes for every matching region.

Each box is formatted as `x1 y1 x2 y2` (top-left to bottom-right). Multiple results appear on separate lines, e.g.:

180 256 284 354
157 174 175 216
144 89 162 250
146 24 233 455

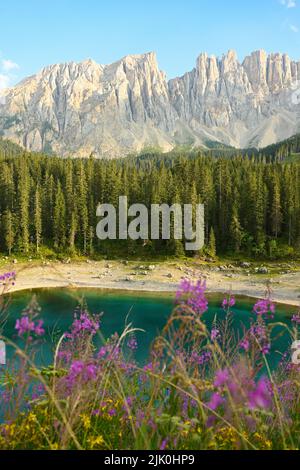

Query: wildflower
15 316 45 338
176 279 208 316
15 316 35 336
214 368 229 388
87 435 105 449
253 433 272 450
249 323 270 355
207 392 225 411
97 346 107 358
160 438 168 450
127 337 138 351
143 362 154 372
222 295 236 310
191 350 211 366
57 350 72 362
253 298 275 320
66 311 100 339
65 360 98 390
291 313 300 325
261 343 271 355
239 338 250 352
34 320 45 336
0 271 16 287
80 414 91 430
248 377 272 410
211 327 220 341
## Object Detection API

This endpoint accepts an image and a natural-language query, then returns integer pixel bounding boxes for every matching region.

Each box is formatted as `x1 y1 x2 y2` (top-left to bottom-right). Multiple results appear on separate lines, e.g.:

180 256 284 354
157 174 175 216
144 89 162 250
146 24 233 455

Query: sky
0 0 300 89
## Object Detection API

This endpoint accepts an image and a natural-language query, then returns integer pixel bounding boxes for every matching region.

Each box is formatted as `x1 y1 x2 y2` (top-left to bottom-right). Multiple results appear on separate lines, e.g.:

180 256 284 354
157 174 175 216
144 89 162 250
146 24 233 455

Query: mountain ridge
0 49 299 157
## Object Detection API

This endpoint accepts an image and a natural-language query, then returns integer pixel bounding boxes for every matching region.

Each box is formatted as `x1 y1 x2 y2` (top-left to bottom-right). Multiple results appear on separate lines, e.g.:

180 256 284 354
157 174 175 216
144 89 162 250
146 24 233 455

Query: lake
1 288 296 368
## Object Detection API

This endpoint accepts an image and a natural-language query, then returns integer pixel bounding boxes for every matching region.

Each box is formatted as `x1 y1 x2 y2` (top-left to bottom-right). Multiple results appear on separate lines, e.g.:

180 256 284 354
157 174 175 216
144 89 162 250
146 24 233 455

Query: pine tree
34 185 42 253
208 227 216 258
270 174 282 239
53 181 66 249
229 206 243 253
3 210 15 255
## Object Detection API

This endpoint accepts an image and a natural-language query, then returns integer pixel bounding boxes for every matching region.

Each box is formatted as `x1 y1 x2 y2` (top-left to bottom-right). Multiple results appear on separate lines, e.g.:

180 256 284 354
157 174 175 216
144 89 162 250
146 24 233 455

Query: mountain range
0 49 299 157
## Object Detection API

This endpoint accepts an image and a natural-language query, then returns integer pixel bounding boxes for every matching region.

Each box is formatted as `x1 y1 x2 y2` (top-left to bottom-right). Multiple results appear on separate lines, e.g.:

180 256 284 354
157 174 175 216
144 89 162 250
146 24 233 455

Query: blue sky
0 0 300 88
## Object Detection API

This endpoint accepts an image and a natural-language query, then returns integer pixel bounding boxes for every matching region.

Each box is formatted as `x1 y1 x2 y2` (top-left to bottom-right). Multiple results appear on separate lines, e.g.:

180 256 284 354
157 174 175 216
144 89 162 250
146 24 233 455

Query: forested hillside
0 146 299 260
0 139 24 158
261 134 300 160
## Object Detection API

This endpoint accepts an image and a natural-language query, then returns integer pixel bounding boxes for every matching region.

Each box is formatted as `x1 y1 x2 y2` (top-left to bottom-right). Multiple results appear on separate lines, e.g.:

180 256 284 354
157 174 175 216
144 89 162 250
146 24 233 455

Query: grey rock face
169 49 300 148
0 49 299 156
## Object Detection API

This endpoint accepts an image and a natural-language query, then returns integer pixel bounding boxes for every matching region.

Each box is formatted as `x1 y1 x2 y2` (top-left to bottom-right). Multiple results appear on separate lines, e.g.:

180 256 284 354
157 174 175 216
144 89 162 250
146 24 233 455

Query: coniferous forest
0 138 300 260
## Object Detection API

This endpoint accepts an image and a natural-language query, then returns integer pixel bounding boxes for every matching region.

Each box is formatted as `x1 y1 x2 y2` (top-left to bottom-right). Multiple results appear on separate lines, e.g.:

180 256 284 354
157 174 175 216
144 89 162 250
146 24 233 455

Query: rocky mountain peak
0 49 299 156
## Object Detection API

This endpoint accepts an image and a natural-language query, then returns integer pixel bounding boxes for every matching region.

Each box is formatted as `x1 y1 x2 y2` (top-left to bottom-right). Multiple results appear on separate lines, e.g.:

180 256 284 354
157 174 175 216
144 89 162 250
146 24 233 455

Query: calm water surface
1 288 295 368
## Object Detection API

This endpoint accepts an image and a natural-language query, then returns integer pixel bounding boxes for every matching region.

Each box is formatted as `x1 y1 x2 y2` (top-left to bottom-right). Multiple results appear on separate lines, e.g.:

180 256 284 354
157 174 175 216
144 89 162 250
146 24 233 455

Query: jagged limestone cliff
0 50 299 157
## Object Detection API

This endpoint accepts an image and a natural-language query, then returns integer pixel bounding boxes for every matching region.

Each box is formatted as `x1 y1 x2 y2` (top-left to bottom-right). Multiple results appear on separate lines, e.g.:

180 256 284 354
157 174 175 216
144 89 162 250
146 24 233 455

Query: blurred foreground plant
0 277 300 450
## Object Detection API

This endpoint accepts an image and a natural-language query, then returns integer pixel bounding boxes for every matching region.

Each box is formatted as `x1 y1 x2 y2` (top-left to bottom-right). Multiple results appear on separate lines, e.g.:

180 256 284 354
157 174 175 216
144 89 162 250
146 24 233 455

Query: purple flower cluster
240 322 271 355
253 298 276 320
248 377 272 410
0 271 16 294
291 313 300 325
222 295 236 310
66 311 100 339
240 338 250 352
0 271 16 283
66 360 98 390
191 350 212 366
176 279 208 316
127 337 138 351
15 316 45 338
250 323 271 355
211 327 220 341
97 336 121 362
209 367 273 416
207 392 225 411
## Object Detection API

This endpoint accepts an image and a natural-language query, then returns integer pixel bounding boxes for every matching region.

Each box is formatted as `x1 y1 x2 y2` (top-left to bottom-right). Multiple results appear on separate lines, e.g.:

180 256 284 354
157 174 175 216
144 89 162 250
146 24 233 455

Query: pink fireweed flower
160 439 168 451
191 350 212 366
222 295 236 310
211 327 220 341
249 322 271 355
0 271 16 283
207 392 225 411
97 335 121 362
66 311 101 339
15 316 45 338
248 377 272 410
261 343 271 355
97 346 107 358
253 298 276 320
0 271 16 291
214 368 230 388
65 360 98 390
239 338 250 352
34 320 45 336
57 350 72 362
176 279 208 316
127 337 138 351
291 313 300 325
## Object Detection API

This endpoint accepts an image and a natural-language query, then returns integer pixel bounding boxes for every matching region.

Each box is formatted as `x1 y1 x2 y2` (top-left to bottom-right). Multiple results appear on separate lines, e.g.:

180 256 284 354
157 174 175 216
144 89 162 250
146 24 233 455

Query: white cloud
0 55 20 91
2 59 19 72
0 73 10 89
280 0 297 7
0 74 9 104
290 23 299 31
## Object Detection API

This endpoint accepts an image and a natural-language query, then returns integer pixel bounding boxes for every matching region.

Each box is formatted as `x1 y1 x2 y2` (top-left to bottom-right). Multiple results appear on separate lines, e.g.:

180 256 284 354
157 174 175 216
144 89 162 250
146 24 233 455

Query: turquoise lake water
1 288 296 368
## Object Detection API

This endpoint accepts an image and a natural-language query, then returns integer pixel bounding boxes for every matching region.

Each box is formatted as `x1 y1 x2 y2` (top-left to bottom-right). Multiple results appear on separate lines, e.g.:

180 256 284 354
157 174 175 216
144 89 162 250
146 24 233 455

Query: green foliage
0 146 299 259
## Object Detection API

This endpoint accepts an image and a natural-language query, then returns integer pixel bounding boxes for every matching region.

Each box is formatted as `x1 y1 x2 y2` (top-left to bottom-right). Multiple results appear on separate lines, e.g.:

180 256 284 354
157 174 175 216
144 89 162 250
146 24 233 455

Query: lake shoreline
2 260 300 308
